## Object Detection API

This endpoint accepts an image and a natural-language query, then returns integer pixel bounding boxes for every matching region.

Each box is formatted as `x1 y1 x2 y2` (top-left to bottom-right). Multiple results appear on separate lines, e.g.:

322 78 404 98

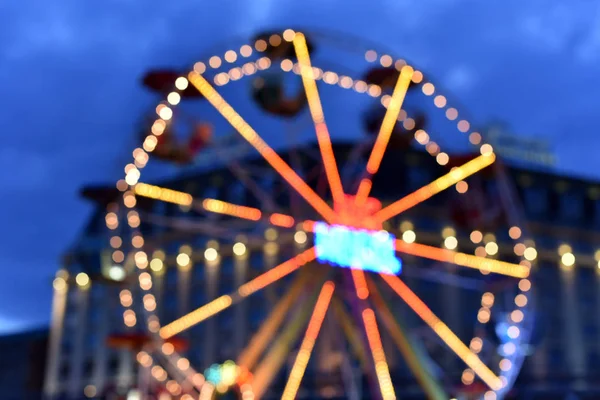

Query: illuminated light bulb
229 67 243 81
508 226 522 240
480 144 494 155
240 45 252 57
507 326 520 339
339 76 353 89
485 242 499 256
514 243 526 256
177 358 190 370
162 342 174 355
469 231 483 243
457 120 470 132
403 117 416 130
365 50 377 62
411 70 423 83
523 247 537 261
194 62 206 74
394 59 407 71
175 77 189 90
445 107 458 120
367 84 381 97
269 34 281 46
281 59 293 72
209 56 222 68
484 391 497 400
283 29 295 41
224 50 237 63
177 253 191 267
475 246 487 257
469 337 482 353
204 248 218 262
116 179 128 191
294 230 307 244
511 309 524 323
131 235 144 248
150 258 163 272
456 180 468 193
265 227 278 241
433 95 446 108
167 92 181 105
242 62 256 75
461 369 475 385
380 54 392 67
469 132 482 145
444 236 458 250
400 221 414 232
422 82 434 96
402 230 416 243
515 294 528 307
233 242 247 256
254 39 267 51
354 80 368 93
76 272 90 287
441 227 456 238
561 252 575 267
558 244 572 255
436 152 449 165
53 277 67 291
482 292 494 307
109 265 126 281
112 250 124 263
477 308 490 323
84 385 97 398
158 106 173 120
503 342 516 355
518 279 531 292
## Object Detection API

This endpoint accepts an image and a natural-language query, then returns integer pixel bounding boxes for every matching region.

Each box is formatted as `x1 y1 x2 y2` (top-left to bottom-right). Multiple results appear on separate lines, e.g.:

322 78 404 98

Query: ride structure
88 28 540 399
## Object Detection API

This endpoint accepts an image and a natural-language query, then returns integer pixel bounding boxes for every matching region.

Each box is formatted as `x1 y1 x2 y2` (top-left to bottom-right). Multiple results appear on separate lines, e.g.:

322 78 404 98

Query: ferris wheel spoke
374 152 496 222
361 308 397 400
158 247 316 339
282 281 335 400
293 32 345 204
237 269 316 370
251 281 325 399
187 71 337 223
366 277 448 400
355 65 414 205
394 239 530 278
380 273 503 391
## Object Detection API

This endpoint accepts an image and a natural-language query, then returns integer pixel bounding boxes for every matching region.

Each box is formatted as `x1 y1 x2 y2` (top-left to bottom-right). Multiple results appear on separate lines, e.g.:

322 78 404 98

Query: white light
233 242 246 256
402 230 416 243
177 253 191 267
175 77 188 90
444 236 458 250
109 265 126 281
294 230 307 244
204 248 218 262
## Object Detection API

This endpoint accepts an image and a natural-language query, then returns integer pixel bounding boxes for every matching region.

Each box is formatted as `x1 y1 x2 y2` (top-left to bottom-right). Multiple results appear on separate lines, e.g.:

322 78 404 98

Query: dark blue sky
1 0 600 334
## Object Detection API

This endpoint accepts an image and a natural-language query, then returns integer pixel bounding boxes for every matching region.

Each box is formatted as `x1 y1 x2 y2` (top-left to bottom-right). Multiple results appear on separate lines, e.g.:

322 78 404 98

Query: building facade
46 142 600 399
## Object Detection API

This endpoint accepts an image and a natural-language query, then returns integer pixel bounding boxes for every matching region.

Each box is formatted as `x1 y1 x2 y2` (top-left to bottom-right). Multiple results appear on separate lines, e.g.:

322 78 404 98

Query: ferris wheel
102 28 538 400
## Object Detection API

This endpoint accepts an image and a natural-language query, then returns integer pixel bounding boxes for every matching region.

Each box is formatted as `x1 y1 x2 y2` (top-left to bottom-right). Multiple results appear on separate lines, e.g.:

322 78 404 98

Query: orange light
202 199 262 221
281 281 335 400
160 248 315 338
350 268 369 299
362 308 396 399
238 247 316 297
270 213 295 228
188 71 336 223
381 274 502 391
159 295 233 339
355 178 373 207
375 153 496 222
293 33 344 204
134 183 193 206
365 65 414 176
395 240 529 278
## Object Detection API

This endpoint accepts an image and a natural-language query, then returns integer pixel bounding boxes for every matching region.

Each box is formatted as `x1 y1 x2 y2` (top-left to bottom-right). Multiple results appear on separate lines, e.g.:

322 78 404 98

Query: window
560 192 582 221
524 187 548 216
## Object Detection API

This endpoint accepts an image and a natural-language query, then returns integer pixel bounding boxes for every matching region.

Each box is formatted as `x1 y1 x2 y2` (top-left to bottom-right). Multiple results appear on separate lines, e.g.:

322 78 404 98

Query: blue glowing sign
313 222 401 275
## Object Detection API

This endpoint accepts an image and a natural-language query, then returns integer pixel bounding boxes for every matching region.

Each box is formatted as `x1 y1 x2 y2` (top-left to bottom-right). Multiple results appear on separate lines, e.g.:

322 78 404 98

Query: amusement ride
97 28 538 400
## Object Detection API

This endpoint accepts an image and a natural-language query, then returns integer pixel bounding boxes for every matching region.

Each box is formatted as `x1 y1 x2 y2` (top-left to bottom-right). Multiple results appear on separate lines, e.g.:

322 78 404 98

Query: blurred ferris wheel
102 27 539 400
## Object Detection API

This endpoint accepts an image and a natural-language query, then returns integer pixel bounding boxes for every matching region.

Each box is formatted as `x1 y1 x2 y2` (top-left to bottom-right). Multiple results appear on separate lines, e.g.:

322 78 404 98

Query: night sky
1 0 600 334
